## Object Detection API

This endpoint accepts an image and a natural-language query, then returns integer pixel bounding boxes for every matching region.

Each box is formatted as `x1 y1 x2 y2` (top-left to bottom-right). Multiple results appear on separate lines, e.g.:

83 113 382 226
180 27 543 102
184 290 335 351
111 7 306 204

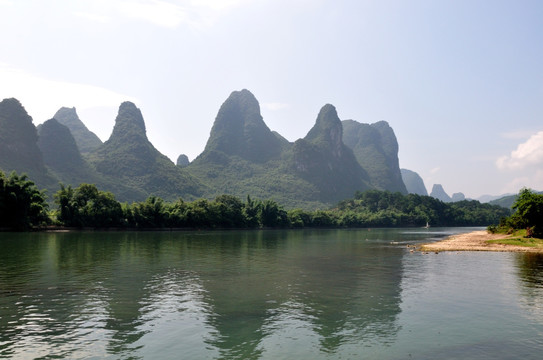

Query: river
1 228 542 359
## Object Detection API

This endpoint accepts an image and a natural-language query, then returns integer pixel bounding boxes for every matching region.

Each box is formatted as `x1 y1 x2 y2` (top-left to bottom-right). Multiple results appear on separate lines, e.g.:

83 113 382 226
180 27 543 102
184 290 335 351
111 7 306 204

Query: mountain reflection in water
1 228 542 359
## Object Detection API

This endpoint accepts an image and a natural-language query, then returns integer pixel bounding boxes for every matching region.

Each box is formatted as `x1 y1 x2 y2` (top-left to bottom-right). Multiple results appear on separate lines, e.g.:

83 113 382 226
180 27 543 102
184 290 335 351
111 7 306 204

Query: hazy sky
1 0 542 199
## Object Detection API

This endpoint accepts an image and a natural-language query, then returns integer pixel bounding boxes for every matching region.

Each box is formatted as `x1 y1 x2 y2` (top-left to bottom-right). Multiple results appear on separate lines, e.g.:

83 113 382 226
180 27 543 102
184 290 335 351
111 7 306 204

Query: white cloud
496 131 543 170
429 167 440 174
0 63 136 137
501 170 543 194
262 102 289 111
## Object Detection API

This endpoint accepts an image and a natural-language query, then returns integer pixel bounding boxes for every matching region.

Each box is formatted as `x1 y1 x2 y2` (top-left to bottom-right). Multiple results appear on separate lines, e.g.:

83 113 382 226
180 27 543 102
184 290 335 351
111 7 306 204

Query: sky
1 0 542 199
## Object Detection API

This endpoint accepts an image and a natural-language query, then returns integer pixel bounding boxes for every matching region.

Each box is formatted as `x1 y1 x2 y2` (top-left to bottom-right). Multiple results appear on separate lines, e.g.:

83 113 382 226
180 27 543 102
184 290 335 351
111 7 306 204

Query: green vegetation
334 190 510 227
187 94 407 208
52 107 102 154
55 183 124 228
202 89 284 163
86 101 203 201
1 173 510 231
53 184 290 229
0 98 58 191
489 189 543 238
343 120 407 194
0 170 49 230
486 229 543 248
1 93 414 209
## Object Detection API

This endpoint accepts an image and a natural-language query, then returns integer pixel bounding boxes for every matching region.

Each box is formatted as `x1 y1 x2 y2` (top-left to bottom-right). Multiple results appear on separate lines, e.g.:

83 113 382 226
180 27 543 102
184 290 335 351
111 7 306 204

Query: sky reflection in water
0 229 542 359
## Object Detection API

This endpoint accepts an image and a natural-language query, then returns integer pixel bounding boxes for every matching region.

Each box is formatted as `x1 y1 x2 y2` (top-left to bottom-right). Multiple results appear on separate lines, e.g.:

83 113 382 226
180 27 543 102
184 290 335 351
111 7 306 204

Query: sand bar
419 230 543 253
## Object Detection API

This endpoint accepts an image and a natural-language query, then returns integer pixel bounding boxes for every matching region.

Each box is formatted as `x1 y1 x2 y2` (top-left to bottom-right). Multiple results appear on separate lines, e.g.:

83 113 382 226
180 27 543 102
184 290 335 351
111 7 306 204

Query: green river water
1 228 542 359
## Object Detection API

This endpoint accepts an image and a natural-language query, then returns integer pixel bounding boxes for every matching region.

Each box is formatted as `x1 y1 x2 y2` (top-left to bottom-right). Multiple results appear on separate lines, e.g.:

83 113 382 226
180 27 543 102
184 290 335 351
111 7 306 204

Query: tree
131 196 169 228
214 194 245 228
257 199 288 227
511 188 543 237
0 171 49 230
54 183 123 227
243 195 259 228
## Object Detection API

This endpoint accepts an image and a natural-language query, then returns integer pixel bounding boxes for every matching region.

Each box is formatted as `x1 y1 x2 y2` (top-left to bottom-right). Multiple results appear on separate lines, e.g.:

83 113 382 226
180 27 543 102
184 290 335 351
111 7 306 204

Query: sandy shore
419 230 543 253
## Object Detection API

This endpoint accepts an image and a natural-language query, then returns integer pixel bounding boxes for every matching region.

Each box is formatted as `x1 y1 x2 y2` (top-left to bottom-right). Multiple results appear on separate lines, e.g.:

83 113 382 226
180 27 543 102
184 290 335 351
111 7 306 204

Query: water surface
1 228 542 359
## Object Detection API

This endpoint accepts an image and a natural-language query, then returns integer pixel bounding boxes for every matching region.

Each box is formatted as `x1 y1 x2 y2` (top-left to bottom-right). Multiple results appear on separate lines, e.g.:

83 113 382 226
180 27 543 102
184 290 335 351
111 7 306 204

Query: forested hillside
0 170 509 231
2 91 421 208
343 120 406 194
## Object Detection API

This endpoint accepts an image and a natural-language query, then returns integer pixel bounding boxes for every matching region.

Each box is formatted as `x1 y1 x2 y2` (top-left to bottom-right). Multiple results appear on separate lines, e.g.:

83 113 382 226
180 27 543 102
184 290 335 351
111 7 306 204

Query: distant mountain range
1 91 501 209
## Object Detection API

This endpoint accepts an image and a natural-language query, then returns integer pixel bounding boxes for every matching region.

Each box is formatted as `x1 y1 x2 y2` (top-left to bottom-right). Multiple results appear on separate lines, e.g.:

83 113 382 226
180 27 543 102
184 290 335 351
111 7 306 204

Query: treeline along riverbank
0 170 510 231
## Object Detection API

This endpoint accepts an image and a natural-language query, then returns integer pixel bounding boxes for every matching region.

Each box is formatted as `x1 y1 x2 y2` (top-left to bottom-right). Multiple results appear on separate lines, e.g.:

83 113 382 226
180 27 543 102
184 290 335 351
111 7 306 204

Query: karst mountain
0 90 412 208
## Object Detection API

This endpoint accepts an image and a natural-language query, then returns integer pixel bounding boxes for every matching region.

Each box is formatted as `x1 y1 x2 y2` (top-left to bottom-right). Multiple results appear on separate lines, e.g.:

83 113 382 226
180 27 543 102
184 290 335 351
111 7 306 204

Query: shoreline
419 230 543 253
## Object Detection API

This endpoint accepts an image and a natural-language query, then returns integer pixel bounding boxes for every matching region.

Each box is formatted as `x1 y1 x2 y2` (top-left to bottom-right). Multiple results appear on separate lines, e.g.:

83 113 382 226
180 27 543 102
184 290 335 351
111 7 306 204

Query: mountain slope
342 120 407 194
88 102 204 201
0 98 58 190
188 90 322 208
286 104 371 203
201 89 284 163
37 118 146 201
401 169 428 195
38 119 88 180
53 107 102 153
430 184 452 202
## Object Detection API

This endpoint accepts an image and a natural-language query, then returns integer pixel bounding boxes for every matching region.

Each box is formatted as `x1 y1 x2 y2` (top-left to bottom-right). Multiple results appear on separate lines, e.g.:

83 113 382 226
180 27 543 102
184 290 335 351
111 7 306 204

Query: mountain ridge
343 120 407 194
53 107 102 154
1 91 411 208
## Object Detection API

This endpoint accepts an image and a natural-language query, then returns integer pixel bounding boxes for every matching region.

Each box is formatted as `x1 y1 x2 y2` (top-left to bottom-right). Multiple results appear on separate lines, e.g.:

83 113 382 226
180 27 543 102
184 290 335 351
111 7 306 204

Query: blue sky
1 0 542 198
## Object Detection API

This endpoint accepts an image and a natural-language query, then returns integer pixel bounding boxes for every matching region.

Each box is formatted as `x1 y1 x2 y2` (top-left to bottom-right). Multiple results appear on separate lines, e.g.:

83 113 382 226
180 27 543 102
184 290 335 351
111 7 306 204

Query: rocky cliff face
201 89 283 163
342 120 407 194
289 104 370 202
38 119 86 174
0 98 57 189
304 104 345 158
0 98 45 176
176 154 190 167
53 107 102 153
401 169 428 196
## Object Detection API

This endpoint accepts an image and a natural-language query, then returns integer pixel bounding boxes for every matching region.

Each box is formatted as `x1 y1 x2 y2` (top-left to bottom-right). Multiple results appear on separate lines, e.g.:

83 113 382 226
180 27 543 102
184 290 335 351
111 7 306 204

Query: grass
487 229 543 248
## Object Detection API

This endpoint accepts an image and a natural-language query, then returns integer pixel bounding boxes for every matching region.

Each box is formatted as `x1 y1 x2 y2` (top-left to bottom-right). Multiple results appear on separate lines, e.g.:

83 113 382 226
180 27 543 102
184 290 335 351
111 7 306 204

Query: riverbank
419 230 543 253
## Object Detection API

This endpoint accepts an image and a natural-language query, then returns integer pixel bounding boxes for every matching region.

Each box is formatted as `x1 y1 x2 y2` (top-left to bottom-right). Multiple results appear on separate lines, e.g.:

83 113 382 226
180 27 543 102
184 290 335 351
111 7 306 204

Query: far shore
419 230 543 253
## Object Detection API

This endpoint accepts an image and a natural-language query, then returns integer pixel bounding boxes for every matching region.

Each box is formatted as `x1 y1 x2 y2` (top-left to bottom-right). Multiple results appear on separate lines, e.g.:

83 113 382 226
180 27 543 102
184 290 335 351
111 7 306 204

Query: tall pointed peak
203 89 281 162
316 104 340 125
214 89 261 126
0 97 47 180
304 104 343 149
0 97 38 145
109 101 147 142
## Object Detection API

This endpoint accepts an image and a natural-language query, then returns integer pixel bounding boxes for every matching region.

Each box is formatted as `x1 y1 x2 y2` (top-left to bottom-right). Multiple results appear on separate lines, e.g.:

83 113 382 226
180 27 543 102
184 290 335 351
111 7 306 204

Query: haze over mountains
0 90 508 208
